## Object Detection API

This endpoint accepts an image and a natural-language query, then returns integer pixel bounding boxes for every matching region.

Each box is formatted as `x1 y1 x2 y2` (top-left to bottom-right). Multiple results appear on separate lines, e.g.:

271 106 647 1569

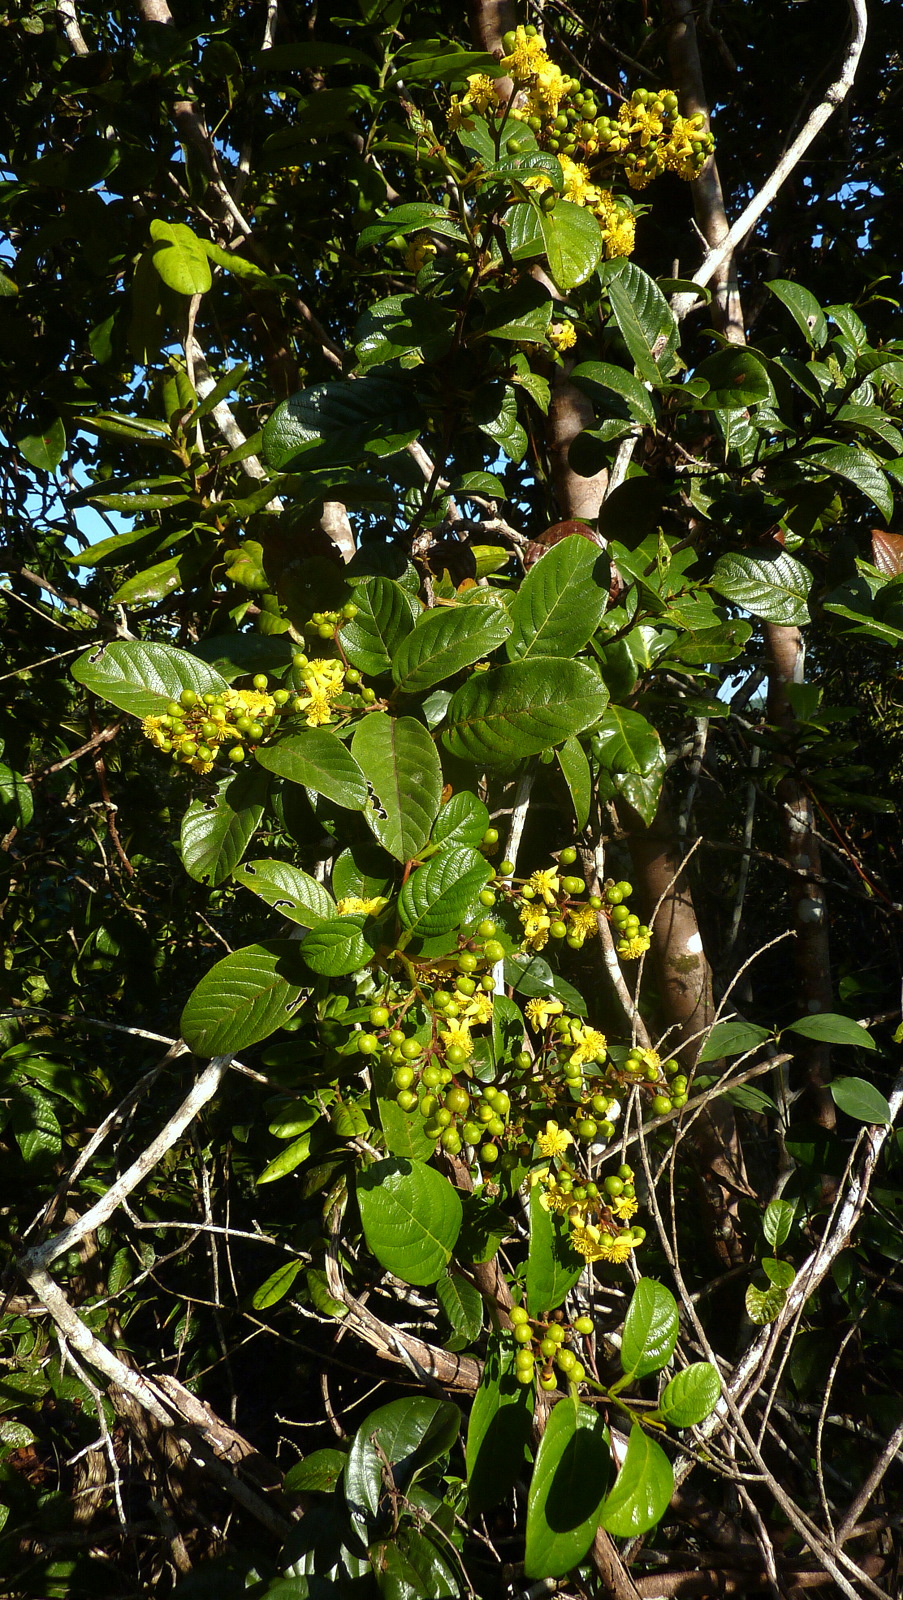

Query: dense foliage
1 2 902 1597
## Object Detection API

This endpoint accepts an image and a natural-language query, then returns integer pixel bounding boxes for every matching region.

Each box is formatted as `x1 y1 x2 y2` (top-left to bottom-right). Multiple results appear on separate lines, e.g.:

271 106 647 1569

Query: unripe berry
481 827 499 847
509 1305 530 1326
498 859 515 875
252 674 268 690
651 1095 673 1116
461 1122 481 1145
574 1315 593 1336
539 1371 557 1391
393 1065 414 1090
513 1323 533 1345
446 1044 468 1067
228 746 245 763
479 889 496 907
559 846 577 865
370 1006 390 1028
458 951 478 973
400 1037 423 1060
357 1033 378 1055
396 1089 418 1111
389 1029 406 1047
422 1065 442 1089
483 940 505 962
445 1086 470 1115
480 1143 499 1164
477 919 497 938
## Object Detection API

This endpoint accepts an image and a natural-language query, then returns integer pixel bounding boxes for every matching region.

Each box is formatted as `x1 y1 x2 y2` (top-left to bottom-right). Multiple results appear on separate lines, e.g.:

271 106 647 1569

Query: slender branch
836 1412 903 1545
56 0 89 54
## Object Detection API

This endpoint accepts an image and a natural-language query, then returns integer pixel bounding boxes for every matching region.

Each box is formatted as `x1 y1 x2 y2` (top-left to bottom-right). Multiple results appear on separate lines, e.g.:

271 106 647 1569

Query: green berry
616 880 633 899
479 889 496 907
446 1044 468 1067
179 689 198 708
561 876 584 895
559 847 577 865
550 922 567 940
389 1029 406 1047
477 919 497 939
228 746 245 763
575 1118 598 1141
574 1315 593 1336
433 990 452 1010
515 1368 533 1386
393 1065 415 1090
361 687 376 704
539 1371 557 1391
618 1164 633 1181
481 828 499 847
509 1304 529 1326
514 1051 532 1071
480 1143 499 1164
396 1089 417 1111
513 1323 533 1345
483 940 505 962
458 951 478 973
292 652 308 668
252 674 268 690
651 1095 673 1117
555 1348 576 1374
400 1037 423 1060
498 859 515 875
357 1033 378 1055
461 1122 481 1144
605 885 624 905
445 1085 470 1115
604 1175 624 1197
345 668 361 685
248 722 264 741
441 1127 462 1153
540 1336 558 1358
456 976 476 997
422 1064 442 1089
420 1094 438 1118
369 1005 390 1028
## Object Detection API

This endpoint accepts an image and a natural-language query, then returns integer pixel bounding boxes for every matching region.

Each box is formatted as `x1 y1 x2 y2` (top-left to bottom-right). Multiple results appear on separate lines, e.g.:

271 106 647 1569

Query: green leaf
698 1017 771 1062
767 280 827 348
233 859 336 925
524 1401 611 1580
180 766 269 886
803 444 894 521
695 347 773 409
398 847 490 938
72 641 228 719
431 790 490 850
12 1085 61 1164
508 535 610 661
466 1335 534 1513
357 1159 463 1286
0 764 34 831
788 1013 877 1050
15 415 66 471
358 201 469 250
112 556 184 605
606 262 677 383
711 549 812 626
621 1279 679 1378
345 1396 460 1529
539 200 604 291
263 375 420 471
762 1257 796 1290
191 634 294 681
332 842 396 902
830 1076 891 1123
149 219 213 294
571 360 656 424
745 1282 787 1325
556 735 591 831
589 706 662 775
180 941 306 1056
526 1184 584 1316
392 605 512 693
474 278 554 342
339 576 416 675
283 1448 347 1496
443 659 609 766
351 713 443 861
503 953 587 1016
599 1423 674 1537
255 730 368 811
301 913 378 977
437 1273 483 1343
657 1364 721 1428
251 1258 305 1310
763 1199 796 1249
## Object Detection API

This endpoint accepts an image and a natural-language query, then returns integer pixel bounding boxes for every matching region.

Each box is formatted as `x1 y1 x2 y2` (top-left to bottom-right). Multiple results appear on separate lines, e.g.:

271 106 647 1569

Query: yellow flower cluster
294 658 345 728
525 996 564 1031
548 320 577 353
616 931 651 961
519 901 552 951
526 156 637 261
447 70 499 129
533 1156 643 1265
140 684 284 775
336 895 388 917
567 1022 607 1068
439 1017 475 1058
570 1225 637 1264
404 231 437 272
500 27 569 119
595 89 715 189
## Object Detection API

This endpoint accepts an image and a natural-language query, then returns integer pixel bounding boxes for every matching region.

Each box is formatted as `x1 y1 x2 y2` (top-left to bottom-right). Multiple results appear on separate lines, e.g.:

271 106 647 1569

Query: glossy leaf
767 279 827 348
657 1364 721 1428
233 859 336 925
251 1258 305 1310
695 347 773 409
180 766 269 886
600 1424 674 1537
556 735 591 831
788 1013 877 1050
830 1076 891 1123
526 1183 584 1316
507 535 610 661
606 261 677 383
15 415 66 471
255 730 368 811
466 1335 534 1513
301 914 378 976
589 706 663 774
283 1449 347 1496
339 576 416 675
437 1273 483 1343
524 1401 611 1579
398 846 491 938
351 713 443 861
763 1198 796 1249
763 1257 796 1290
443 658 609 766
804 444 894 521
345 1395 460 1527
72 641 228 719
571 360 656 424
698 1017 771 1062
539 199 604 291
431 790 490 850
149 219 212 294
392 604 512 693
263 375 420 471
711 549 812 626
621 1279 679 1378
180 941 306 1056
746 1282 787 1325
357 1159 463 1285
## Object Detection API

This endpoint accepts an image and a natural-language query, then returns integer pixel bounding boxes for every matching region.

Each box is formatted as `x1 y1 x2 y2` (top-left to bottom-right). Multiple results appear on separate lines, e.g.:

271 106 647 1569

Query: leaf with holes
507 535 609 660
357 1159 463 1285
180 941 307 1056
72 641 228 719
351 713 443 861
443 659 608 767
233 859 336 926
392 604 512 693
180 766 269 886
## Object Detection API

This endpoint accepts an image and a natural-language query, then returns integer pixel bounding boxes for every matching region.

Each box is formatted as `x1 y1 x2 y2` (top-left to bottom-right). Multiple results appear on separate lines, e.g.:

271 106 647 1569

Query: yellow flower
519 902 551 951
597 1232 638 1264
404 232 437 273
556 153 601 209
528 868 560 906
141 715 170 751
440 1018 474 1058
525 996 564 1030
336 895 387 916
301 659 345 700
611 1193 639 1221
463 992 493 1026
464 72 497 113
568 1023 607 1068
570 1223 606 1262
224 687 276 720
593 190 636 259
617 933 651 961
538 1180 575 1215
188 757 214 775
638 1048 660 1072
549 320 577 353
537 1119 573 1159
500 26 549 83
566 904 598 947
531 59 568 116
295 689 334 727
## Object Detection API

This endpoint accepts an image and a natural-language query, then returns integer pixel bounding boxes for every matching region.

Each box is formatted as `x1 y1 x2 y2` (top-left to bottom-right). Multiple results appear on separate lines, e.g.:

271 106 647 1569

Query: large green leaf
556 735 591 831
233 859 336 925
338 576 416 675
657 1364 721 1429
72 641 228 719
431 790 490 850
466 1336 534 1513
0 763 34 831
507 535 610 660
524 1401 611 1580
262 375 421 471
180 941 306 1056
710 549 812 626
830 1077 891 1123
788 1012 877 1050
766 279 827 348
392 605 512 693
149 219 212 295
300 913 378 976
698 1017 771 1062
345 1396 460 1527
526 1184 584 1316
15 415 66 471
539 200 604 291
398 847 491 938
437 1272 483 1344
571 360 656 425
180 766 269 886
443 659 609 766
605 261 677 383
351 713 443 861
695 347 773 409
599 1424 674 1537
589 706 663 775
620 1279 679 1378
803 444 894 521
255 730 368 811
357 1159 463 1285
